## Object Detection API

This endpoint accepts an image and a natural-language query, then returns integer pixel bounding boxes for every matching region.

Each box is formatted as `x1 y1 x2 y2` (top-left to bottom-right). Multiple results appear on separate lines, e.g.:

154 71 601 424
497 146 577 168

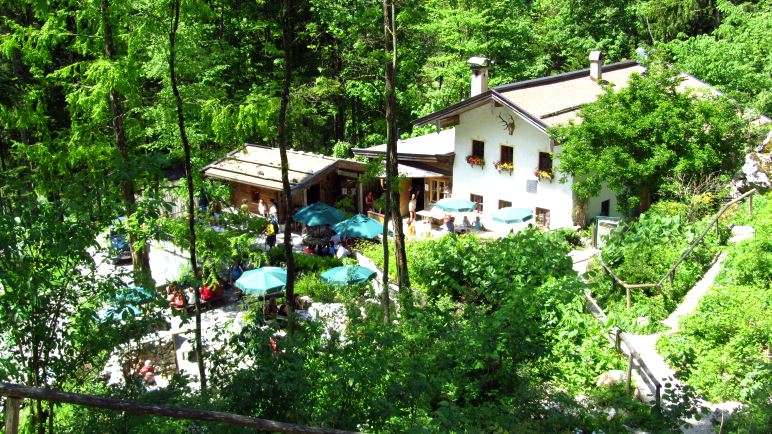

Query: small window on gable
472 140 484 158
500 145 513 164
251 190 260 202
535 207 550 228
498 200 512 209
470 194 483 212
538 152 553 173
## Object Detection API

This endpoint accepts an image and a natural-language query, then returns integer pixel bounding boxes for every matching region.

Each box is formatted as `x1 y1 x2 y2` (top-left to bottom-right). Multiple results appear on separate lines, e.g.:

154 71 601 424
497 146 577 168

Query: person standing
257 199 267 217
408 193 417 222
265 219 277 249
269 199 278 222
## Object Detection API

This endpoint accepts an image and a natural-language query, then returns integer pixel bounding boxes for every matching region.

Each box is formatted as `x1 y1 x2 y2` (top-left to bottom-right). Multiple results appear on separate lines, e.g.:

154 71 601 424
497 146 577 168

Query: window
429 179 447 203
601 200 610 217
538 152 553 173
472 140 485 158
500 145 513 164
470 194 484 212
251 190 260 202
535 207 550 228
498 200 512 209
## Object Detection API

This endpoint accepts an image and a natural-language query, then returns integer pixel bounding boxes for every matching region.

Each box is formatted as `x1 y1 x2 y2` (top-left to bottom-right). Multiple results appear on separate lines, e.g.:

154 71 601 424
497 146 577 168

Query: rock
596 370 626 387
732 130 772 195
636 316 650 327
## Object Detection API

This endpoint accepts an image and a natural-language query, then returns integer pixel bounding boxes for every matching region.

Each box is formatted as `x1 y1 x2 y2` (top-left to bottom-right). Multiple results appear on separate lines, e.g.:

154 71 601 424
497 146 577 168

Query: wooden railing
1 382 356 434
584 294 662 408
598 188 757 308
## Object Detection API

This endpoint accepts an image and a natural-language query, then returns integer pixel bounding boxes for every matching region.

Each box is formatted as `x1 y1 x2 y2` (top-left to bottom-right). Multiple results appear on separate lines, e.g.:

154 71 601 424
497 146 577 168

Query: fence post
615 329 622 352
669 269 674 288
749 194 753 219
5 397 21 434
626 353 633 395
625 285 631 309
655 384 661 410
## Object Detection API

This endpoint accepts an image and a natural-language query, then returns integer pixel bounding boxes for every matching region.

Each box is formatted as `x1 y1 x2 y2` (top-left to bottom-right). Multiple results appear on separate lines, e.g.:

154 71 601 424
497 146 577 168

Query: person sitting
201 283 223 302
292 294 306 310
264 298 279 320
278 303 288 317
138 360 155 377
443 215 455 234
166 282 187 309
473 216 484 231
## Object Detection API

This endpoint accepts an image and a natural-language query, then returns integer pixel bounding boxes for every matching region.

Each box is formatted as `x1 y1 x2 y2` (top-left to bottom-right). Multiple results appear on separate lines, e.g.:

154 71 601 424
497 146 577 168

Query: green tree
553 63 752 215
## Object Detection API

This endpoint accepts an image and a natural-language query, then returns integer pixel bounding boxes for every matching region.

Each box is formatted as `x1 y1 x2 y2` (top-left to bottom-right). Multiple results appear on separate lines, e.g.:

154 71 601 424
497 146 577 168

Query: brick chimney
468 57 491 97
589 51 603 81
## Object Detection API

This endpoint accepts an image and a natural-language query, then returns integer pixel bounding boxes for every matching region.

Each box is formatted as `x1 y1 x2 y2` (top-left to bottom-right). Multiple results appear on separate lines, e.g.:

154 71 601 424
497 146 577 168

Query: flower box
465 155 485 168
494 161 514 174
534 170 553 182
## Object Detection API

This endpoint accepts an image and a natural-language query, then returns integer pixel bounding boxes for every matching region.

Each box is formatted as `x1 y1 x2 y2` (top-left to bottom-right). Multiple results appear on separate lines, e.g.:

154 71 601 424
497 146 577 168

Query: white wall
587 182 621 220
452 104 576 229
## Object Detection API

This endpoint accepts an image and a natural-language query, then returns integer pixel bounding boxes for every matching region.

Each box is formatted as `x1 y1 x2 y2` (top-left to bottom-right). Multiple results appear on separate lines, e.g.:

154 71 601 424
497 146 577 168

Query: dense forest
1 0 770 432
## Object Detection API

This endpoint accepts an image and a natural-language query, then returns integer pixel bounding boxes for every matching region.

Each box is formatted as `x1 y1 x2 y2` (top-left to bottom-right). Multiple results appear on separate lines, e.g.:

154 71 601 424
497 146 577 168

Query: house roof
202 144 365 192
352 128 455 162
414 60 769 130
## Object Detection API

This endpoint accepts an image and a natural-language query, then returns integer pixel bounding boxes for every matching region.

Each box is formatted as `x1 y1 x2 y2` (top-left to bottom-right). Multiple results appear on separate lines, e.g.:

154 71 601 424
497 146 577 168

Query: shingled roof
202 144 365 191
413 60 766 131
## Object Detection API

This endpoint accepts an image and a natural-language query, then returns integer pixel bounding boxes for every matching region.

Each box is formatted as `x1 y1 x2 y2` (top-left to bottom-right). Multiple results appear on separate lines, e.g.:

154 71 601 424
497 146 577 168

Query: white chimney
468 57 491 97
589 51 603 81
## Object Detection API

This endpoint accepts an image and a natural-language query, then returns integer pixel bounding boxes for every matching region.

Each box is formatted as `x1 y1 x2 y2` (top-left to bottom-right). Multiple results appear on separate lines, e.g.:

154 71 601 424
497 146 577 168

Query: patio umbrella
332 214 382 239
492 207 534 224
97 286 156 323
320 265 377 287
235 267 287 297
293 203 345 226
433 197 477 213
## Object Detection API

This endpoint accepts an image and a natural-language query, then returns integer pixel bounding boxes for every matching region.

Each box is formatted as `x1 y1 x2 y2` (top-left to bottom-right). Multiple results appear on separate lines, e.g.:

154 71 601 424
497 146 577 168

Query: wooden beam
439 115 459 127
0 383 356 434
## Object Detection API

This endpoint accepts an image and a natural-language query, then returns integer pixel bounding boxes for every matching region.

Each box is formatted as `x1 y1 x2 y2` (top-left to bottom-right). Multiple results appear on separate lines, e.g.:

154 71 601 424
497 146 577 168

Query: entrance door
411 178 425 210
307 184 321 204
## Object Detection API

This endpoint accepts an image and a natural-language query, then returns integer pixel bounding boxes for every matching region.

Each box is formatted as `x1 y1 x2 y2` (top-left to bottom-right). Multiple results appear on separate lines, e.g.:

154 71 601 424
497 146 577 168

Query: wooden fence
1 382 356 434
598 188 757 309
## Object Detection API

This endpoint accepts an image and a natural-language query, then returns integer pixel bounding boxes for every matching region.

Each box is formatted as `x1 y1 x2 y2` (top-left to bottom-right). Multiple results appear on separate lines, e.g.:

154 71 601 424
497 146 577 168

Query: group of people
135 359 159 390
166 280 224 310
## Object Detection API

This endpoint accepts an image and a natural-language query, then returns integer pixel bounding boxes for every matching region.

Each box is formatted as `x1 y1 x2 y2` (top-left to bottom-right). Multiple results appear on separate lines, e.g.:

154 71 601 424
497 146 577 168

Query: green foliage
265 247 343 273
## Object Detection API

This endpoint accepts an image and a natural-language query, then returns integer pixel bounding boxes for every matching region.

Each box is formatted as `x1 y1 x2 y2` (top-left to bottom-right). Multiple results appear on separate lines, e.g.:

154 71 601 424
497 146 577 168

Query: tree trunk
100 0 154 290
279 0 296 332
639 182 652 215
383 0 410 308
169 0 206 390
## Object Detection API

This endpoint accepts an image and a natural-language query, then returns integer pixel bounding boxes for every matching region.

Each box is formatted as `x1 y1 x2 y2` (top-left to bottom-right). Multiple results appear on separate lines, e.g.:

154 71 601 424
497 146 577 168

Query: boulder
596 369 626 387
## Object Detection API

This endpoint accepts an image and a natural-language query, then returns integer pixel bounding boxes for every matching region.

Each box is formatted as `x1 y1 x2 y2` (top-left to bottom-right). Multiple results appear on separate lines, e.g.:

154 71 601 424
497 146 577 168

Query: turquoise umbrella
293 203 345 226
235 267 287 297
434 197 477 213
320 265 377 287
97 287 156 323
332 214 383 239
492 207 534 224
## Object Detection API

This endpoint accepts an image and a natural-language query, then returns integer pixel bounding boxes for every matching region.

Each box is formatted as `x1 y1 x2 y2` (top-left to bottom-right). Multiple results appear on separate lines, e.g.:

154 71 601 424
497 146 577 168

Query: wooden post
668 270 674 288
615 328 622 352
749 194 753 219
655 384 661 410
626 285 631 309
5 397 21 434
626 353 633 394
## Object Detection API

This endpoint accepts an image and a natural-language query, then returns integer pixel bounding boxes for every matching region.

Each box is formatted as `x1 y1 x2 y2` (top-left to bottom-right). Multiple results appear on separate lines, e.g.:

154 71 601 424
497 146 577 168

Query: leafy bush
265 247 343 272
293 272 337 303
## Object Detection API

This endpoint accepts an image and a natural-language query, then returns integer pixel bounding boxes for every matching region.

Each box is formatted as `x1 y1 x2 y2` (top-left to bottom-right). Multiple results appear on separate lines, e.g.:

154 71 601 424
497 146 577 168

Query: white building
358 52 753 229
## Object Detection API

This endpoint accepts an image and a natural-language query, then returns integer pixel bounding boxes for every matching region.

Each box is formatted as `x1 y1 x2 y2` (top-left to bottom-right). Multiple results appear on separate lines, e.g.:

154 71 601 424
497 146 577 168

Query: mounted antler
497 113 516 135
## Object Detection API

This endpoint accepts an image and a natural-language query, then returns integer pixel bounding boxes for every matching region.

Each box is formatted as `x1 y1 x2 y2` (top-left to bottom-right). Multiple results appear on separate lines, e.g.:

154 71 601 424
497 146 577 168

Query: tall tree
383 0 411 305
168 0 206 390
100 0 154 289
279 0 297 328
